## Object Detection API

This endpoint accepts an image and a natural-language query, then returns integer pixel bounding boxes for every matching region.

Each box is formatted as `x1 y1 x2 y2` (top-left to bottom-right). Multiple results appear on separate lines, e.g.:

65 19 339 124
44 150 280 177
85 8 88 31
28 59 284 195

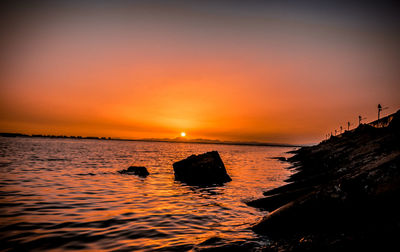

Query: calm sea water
0 137 294 251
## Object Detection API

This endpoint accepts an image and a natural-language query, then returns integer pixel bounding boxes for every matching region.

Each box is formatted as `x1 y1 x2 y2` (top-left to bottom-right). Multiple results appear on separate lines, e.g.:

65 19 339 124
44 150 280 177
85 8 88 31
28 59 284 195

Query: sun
180 132 186 137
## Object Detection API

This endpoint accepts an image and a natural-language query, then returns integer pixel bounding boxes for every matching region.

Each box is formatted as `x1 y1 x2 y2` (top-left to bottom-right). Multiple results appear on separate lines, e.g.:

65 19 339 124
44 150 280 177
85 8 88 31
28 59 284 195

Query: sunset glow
1 1 399 144
1 2 400 251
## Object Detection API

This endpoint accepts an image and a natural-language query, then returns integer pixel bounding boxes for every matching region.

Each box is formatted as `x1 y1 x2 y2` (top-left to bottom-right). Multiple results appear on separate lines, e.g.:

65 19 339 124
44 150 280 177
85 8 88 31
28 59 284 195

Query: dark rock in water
246 186 313 212
118 166 149 177
272 156 287 162
173 151 231 185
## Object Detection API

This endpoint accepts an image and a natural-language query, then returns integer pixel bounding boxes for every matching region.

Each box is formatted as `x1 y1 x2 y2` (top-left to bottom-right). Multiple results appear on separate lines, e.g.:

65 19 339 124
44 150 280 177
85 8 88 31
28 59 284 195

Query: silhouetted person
378 104 382 120
358 115 366 126
377 104 388 120
347 121 350 131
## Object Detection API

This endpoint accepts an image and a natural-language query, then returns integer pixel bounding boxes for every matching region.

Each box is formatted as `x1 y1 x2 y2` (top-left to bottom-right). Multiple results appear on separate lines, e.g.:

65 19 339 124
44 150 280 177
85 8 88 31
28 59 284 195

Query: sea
0 137 295 251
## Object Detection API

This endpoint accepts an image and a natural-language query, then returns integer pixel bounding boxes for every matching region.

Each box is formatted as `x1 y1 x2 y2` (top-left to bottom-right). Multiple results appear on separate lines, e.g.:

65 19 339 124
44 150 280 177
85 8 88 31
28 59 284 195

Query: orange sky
1 1 399 144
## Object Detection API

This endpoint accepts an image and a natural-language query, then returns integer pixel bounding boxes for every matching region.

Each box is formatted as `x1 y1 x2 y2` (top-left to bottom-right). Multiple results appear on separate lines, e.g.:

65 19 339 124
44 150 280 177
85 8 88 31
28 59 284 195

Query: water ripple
0 137 294 251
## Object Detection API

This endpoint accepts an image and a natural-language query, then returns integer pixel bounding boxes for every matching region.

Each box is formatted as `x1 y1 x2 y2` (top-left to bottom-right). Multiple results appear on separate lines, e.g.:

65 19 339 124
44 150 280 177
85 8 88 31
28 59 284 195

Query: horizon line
0 132 303 148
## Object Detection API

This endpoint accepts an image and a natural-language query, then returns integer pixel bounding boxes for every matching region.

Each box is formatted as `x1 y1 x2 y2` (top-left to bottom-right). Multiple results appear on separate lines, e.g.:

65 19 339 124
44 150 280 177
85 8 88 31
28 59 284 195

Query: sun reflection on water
0 137 294 251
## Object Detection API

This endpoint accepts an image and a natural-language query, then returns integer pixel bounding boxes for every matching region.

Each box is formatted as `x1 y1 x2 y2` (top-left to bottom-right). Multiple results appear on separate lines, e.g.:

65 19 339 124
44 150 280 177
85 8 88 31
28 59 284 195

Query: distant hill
0 132 299 148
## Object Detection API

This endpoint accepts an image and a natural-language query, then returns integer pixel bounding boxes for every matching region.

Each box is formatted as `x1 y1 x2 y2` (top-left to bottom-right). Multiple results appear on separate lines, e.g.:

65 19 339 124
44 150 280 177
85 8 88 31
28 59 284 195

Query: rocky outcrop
118 166 149 177
173 151 232 185
272 156 287 162
249 110 400 251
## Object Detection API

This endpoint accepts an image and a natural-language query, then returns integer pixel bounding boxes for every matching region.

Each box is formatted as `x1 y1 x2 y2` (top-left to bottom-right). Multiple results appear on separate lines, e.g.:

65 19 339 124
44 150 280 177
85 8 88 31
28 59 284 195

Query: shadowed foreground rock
173 151 232 185
118 166 149 177
248 110 400 251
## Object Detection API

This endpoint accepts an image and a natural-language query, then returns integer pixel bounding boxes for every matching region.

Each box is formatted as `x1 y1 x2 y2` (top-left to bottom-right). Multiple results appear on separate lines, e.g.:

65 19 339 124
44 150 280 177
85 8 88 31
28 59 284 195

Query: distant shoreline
0 132 301 148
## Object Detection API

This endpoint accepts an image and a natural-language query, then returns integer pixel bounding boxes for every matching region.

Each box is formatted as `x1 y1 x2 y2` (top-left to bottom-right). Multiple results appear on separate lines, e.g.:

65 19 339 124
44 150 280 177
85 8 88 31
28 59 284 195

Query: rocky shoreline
248 110 400 251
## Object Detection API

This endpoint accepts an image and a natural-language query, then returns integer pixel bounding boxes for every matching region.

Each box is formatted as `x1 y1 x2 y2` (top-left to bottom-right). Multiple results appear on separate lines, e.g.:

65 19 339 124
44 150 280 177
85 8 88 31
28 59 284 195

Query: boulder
272 156 287 162
173 151 232 185
118 166 149 177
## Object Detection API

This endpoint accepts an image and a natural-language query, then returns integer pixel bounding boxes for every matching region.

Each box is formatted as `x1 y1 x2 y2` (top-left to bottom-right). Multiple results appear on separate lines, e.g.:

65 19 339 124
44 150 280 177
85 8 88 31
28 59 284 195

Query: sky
1 1 399 144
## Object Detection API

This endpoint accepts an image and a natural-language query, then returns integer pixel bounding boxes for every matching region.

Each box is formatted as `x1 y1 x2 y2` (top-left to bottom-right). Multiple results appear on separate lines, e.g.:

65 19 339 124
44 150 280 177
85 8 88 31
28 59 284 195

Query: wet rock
273 156 287 162
118 166 149 177
173 151 231 185
246 187 313 212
